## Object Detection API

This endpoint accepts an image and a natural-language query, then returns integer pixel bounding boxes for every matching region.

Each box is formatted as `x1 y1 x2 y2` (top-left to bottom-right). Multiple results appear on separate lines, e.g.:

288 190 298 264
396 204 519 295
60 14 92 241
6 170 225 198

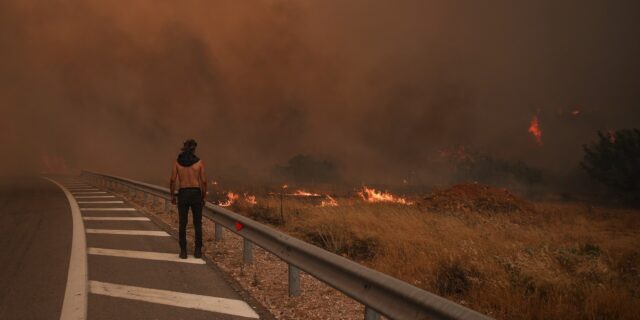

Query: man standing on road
170 139 207 259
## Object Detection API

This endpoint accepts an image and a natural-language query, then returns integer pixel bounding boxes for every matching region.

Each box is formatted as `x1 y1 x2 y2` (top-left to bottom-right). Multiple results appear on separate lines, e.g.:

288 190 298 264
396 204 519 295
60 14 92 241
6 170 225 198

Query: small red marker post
235 221 244 231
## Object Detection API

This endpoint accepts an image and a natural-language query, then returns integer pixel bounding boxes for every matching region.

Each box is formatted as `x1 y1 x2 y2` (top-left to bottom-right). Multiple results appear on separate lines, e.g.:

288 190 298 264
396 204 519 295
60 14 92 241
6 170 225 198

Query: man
170 139 207 259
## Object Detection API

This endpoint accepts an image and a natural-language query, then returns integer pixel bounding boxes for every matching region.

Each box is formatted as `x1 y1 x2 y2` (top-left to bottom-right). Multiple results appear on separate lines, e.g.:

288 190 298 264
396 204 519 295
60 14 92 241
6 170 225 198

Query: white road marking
83 217 149 221
85 229 170 236
72 191 107 195
88 248 205 264
45 178 88 320
74 196 116 199
89 281 259 318
77 201 124 204
69 188 100 191
80 208 136 211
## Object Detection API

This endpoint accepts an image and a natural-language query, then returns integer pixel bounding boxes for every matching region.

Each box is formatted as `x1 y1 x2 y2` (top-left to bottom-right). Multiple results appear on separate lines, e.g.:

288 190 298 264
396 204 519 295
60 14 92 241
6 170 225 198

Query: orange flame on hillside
244 193 257 206
218 192 239 207
357 186 413 205
320 195 339 207
291 190 321 197
528 116 543 146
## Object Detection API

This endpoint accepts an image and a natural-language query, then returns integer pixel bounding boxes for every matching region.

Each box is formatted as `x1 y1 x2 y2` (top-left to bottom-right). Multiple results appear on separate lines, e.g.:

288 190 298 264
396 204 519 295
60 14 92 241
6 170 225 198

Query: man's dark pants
177 187 203 250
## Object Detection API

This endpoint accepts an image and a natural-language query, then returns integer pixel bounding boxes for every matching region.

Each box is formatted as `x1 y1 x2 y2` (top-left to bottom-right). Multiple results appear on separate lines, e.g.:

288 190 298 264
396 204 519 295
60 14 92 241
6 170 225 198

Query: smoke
1 0 639 184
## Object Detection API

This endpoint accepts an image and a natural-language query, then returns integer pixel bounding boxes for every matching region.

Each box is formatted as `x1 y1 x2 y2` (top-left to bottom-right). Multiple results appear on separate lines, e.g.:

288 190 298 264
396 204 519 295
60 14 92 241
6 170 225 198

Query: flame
357 186 413 205
218 192 239 207
244 193 257 205
528 116 543 146
291 189 321 197
320 195 339 207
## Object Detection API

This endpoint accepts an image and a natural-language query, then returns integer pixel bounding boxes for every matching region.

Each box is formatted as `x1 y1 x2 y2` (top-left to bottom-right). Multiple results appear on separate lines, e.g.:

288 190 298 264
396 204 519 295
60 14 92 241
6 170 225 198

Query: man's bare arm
170 161 178 205
199 161 208 203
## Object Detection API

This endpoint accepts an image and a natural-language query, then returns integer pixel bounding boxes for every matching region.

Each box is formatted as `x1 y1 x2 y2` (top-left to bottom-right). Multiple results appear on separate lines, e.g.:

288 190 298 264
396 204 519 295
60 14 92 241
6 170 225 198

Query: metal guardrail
81 171 493 320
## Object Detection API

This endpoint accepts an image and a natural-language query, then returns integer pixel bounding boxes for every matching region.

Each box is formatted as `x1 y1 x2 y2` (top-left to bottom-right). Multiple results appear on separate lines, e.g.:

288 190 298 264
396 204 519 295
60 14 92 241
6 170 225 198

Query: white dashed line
74 196 116 199
80 208 136 211
89 281 259 318
88 248 205 264
83 217 149 221
77 201 124 204
85 229 170 236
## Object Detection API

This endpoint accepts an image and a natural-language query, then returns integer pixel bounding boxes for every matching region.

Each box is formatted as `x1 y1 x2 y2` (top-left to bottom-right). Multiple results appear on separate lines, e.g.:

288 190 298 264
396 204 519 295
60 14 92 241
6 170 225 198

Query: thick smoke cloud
1 0 639 184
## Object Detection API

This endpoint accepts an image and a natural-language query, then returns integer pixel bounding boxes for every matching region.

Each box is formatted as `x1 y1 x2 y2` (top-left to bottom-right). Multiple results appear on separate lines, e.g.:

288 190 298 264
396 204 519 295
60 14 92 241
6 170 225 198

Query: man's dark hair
182 139 198 154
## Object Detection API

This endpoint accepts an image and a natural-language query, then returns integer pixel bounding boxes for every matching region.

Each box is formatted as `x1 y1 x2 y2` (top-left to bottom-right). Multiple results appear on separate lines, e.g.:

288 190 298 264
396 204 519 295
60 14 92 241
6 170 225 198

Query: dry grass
234 196 640 319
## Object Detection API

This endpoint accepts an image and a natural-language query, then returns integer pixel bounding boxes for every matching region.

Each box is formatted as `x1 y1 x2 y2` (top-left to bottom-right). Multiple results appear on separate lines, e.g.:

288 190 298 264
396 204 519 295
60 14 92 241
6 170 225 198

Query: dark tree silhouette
275 154 339 184
581 129 640 203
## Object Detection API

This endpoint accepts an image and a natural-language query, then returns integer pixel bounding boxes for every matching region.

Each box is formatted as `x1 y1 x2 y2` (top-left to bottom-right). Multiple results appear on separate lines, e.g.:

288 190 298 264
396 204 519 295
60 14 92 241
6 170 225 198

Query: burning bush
581 129 640 204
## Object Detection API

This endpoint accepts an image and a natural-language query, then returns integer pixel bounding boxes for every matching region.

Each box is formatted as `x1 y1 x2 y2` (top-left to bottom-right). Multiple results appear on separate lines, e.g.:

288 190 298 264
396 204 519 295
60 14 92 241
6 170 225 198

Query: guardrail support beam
243 239 253 265
215 223 223 241
364 307 380 320
288 264 300 297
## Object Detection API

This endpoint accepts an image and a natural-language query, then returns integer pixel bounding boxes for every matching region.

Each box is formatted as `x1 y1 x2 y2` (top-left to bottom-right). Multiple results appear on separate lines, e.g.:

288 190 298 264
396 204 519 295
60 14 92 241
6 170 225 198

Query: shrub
434 260 476 296
581 129 640 204
454 153 542 188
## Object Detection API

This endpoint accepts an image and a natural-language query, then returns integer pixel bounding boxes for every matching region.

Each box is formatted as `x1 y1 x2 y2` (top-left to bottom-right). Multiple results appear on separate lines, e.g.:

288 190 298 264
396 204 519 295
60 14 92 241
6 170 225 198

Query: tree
275 154 339 184
581 129 640 203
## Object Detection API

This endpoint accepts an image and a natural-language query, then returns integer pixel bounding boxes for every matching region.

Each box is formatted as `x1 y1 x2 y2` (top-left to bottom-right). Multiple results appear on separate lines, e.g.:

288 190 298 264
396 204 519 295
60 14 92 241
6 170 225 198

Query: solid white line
89 281 259 318
74 196 116 199
72 191 106 195
69 189 100 191
88 248 205 264
83 217 149 221
46 178 88 320
77 201 124 204
85 229 170 236
80 208 135 211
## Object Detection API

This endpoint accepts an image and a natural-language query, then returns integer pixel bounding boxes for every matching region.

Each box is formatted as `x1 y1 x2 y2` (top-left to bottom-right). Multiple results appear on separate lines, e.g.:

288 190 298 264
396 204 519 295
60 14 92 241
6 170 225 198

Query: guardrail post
152 196 157 207
243 239 253 264
164 198 170 212
364 307 380 320
288 264 301 297
143 192 148 204
215 223 223 241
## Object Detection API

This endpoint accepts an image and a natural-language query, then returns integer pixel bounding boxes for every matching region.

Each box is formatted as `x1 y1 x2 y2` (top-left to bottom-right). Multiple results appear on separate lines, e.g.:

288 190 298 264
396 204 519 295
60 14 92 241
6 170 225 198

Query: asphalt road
0 176 267 320
0 177 72 319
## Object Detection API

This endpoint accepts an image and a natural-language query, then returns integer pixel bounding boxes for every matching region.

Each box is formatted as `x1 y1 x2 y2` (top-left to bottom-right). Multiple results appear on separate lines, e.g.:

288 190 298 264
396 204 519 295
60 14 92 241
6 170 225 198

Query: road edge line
46 177 88 320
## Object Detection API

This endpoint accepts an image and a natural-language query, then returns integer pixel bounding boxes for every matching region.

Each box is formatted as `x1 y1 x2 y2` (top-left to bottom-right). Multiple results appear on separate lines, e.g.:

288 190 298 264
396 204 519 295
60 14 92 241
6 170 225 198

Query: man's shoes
194 247 202 259
179 248 187 259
